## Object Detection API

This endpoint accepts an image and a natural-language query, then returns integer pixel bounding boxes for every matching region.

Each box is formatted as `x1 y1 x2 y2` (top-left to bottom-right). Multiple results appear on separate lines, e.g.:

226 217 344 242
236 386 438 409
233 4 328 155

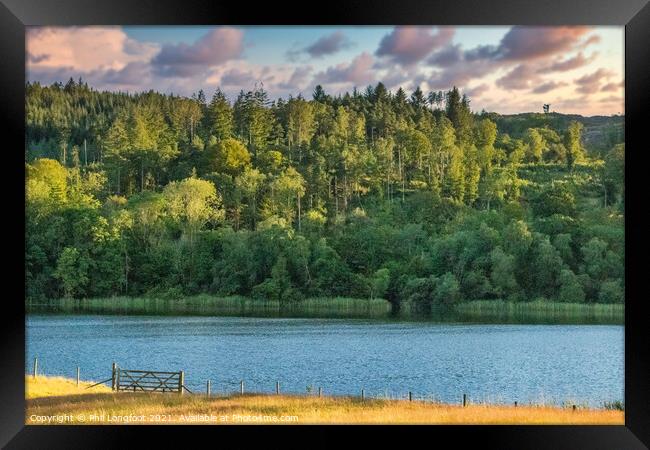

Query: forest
25 79 625 312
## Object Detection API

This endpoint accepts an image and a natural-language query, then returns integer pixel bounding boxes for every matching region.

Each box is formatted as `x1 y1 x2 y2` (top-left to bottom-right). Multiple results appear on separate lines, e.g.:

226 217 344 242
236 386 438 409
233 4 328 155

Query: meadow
25 376 623 425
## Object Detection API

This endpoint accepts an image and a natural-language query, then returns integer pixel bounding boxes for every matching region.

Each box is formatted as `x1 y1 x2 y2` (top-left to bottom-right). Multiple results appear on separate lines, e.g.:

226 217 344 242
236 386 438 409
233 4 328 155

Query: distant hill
479 112 624 155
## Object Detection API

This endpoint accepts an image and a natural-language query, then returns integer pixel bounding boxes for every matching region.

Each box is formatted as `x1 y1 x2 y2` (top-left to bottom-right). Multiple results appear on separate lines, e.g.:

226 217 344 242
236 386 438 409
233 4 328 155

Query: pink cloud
601 81 623 92
26 26 158 73
277 66 313 90
464 83 490 98
152 27 244 77
574 68 615 94
539 52 598 73
376 26 454 66
531 81 569 94
497 26 593 61
314 52 375 86
496 64 541 90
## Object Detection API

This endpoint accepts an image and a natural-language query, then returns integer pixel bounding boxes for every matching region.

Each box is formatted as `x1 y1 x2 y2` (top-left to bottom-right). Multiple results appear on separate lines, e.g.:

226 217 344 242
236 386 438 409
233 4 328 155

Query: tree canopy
26 80 624 310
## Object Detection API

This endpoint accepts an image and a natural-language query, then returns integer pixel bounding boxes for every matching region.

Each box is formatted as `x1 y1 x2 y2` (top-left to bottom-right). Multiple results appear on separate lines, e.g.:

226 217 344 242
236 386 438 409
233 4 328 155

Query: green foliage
25 81 624 307
53 247 90 298
564 121 586 171
530 182 576 217
598 280 624 304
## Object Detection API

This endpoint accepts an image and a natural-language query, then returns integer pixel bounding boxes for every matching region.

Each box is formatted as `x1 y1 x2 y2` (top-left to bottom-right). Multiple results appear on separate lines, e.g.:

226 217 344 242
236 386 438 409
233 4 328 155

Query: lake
26 315 624 407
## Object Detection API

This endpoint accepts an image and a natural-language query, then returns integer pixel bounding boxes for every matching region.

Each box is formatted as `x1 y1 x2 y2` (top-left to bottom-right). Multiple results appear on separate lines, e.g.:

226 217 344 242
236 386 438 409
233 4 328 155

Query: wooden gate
112 364 186 393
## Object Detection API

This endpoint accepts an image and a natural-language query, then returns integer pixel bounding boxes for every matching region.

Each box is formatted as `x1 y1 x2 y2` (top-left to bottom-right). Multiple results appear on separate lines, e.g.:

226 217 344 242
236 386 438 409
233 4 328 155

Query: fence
29 357 583 409
112 364 189 394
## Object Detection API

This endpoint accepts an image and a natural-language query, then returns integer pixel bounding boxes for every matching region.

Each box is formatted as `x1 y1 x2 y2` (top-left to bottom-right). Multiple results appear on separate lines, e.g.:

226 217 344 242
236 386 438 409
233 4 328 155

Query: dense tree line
25 79 625 310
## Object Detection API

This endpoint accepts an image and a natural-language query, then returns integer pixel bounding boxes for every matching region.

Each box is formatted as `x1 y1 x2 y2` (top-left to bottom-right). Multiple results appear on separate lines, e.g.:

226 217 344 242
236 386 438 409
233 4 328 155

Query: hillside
25 81 625 311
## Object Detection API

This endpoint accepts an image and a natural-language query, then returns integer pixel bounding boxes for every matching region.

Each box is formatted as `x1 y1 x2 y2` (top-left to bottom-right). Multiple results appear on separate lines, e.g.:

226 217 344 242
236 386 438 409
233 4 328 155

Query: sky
26 26 624 116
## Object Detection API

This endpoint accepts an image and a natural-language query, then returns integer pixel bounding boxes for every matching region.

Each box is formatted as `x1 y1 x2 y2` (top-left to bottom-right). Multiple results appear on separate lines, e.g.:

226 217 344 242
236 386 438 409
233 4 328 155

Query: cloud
579 34 602 49
531 80 569 94
306 32 351 58
497 26 593 61
464 83 490 98
601 81 623 92
314 52 375 86
204 61 316 99
424 26 604 95
376 26 454 66
380 70 414 89
101 61 151 86
286 31 352 62
426 59 498 90
574 68 615 94
428 44 463 67
277 66 313 90
219 68 259 87
496 64 541 90
599 95 622 103
151 27 244 78
539 52 598 73
28 53 50 64
26 26 159 73
26 25 622 115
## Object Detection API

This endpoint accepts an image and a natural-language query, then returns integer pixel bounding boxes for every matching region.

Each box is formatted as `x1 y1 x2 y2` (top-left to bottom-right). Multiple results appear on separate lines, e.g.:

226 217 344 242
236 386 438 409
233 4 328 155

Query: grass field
25 376 624 425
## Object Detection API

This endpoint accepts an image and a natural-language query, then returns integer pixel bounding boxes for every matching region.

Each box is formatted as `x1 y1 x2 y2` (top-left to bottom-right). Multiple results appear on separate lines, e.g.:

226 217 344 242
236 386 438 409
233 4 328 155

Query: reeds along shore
25 376 624 425
27 296 624 324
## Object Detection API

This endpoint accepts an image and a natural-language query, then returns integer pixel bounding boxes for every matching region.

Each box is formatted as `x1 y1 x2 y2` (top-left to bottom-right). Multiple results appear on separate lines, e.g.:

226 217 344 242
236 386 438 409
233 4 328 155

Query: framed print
1 0 649 447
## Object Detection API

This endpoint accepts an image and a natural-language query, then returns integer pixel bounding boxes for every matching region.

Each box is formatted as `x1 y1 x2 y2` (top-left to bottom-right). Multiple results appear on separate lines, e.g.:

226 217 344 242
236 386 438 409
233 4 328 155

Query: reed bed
453 300 624 324
27 297 623 323
28 295 392 318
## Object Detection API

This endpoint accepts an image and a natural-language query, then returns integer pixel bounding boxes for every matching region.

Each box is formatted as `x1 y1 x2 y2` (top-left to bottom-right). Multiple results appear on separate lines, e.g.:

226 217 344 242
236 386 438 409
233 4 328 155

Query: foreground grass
26 375 111 399
25 376 623 425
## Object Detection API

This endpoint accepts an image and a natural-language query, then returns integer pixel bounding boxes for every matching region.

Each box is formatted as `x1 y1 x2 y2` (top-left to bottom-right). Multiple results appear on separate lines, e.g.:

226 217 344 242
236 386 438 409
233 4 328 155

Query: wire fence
28 357 619 410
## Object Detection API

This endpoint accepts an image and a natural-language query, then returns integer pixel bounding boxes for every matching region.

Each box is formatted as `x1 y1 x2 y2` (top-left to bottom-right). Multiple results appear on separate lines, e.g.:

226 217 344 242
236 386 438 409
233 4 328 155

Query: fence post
76 367 80 387
409 391 412 402
240 380 244 395
207 380 211 397
111 362 116 391
179 371 185 395
318 387 322 398
361 389 365 401
276 381 280 395
462 393 467 407
33 357 38 379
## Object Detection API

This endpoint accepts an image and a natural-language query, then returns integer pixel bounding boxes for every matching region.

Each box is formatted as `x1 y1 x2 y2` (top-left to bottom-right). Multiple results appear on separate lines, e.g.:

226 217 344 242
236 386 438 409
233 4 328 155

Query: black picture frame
2 0 648 447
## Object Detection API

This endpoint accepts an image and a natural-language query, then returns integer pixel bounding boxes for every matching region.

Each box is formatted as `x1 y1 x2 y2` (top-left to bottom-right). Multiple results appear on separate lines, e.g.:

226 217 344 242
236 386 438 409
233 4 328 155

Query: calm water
26 315 624 406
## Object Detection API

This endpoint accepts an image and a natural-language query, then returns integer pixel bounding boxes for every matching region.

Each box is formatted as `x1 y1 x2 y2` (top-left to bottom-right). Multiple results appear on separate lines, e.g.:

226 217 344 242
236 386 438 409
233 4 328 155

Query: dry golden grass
26 375 111 399
25 376 623 425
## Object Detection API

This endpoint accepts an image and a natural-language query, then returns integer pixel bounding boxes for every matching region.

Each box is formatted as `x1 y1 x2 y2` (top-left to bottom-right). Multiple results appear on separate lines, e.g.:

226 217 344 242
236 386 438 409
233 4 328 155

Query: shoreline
26 296 624 324
26 376 624 425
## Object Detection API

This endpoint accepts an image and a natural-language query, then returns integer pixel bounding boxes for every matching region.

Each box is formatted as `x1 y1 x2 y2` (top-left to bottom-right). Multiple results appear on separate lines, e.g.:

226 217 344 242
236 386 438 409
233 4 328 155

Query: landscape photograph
25 25 624 424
